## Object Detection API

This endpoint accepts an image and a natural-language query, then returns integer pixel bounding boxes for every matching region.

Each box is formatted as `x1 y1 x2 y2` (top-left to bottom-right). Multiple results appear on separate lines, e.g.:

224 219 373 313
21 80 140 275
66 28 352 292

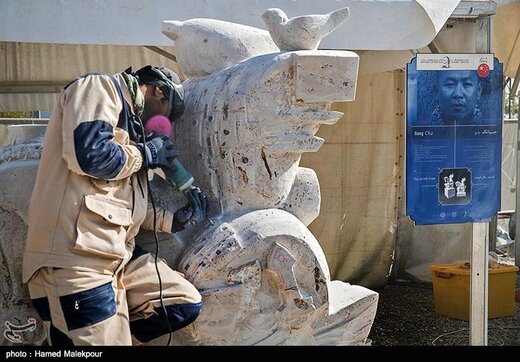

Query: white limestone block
172 50 358 218
162 18 279 78
295 50 359 103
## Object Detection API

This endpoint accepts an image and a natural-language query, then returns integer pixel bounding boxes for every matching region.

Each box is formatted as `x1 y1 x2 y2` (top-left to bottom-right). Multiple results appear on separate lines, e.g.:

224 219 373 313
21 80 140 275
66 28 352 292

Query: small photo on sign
438 168 471 205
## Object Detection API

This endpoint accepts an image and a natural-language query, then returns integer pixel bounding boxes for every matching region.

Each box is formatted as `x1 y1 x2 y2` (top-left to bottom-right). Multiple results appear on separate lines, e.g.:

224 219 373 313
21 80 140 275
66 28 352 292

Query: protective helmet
134 65 185 122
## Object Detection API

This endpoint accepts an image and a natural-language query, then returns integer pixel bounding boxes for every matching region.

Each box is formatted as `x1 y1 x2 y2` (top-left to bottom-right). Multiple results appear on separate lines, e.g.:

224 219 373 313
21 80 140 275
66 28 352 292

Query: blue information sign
406 54 503 224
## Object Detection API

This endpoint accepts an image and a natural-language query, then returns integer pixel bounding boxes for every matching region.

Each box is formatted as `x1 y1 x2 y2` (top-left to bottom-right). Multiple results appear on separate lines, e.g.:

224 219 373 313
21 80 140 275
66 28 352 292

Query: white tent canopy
0 0 459 50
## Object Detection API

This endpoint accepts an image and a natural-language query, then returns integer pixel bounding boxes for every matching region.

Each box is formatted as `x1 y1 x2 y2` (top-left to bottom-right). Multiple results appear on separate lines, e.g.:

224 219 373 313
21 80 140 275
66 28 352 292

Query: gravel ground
368 271 520 346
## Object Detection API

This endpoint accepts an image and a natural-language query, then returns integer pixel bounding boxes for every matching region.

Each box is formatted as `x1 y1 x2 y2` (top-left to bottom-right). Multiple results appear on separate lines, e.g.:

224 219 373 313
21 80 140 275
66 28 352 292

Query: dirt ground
368 271 520 346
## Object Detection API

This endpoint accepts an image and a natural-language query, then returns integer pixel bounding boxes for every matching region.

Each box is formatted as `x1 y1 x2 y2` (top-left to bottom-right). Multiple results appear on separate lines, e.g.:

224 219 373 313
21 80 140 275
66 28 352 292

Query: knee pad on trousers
49 324 74 347
59 281 116 331
131 301 203 343
30 297 74 347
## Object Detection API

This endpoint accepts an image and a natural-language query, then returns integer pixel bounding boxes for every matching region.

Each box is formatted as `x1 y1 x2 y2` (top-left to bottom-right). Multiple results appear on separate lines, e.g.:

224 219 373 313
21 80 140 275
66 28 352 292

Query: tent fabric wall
301 70 402 289
395 214 472 282
502 120 517 212
493 1 520 79
0 42 181 111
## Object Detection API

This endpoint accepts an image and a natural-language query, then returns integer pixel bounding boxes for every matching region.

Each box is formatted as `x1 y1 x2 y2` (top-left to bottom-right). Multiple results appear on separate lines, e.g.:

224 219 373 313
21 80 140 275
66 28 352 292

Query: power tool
144 115 194 192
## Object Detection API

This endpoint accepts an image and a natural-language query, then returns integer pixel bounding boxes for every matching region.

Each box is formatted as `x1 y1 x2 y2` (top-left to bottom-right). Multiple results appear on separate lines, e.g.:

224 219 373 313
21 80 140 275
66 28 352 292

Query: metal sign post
470 13 493 347
470 222 489 345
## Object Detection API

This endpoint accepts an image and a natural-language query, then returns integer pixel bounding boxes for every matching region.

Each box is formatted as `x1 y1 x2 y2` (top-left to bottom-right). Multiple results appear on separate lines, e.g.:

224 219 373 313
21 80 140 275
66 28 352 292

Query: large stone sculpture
149 12 378 345
0 8 378 346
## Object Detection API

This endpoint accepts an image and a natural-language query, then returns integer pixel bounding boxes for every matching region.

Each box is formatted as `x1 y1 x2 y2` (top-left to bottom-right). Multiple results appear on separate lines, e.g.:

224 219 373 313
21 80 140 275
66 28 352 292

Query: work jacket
23 73 173 283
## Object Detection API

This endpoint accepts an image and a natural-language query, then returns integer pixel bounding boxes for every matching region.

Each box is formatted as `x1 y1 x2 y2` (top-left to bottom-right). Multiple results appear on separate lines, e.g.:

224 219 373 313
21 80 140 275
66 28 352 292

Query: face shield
134 65 185 122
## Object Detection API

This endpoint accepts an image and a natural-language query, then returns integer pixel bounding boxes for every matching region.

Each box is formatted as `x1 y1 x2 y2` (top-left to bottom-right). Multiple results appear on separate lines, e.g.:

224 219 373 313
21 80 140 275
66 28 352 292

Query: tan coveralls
23 73 201 345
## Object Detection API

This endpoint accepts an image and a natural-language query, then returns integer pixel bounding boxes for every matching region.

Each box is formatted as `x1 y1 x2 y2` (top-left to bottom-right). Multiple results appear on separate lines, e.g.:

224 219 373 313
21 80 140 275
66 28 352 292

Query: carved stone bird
262 7 351 51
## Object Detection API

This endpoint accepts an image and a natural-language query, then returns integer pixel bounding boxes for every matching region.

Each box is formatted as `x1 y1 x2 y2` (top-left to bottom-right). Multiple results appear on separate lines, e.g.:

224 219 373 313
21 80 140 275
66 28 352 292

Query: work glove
138 132 179 170
172 186 211 233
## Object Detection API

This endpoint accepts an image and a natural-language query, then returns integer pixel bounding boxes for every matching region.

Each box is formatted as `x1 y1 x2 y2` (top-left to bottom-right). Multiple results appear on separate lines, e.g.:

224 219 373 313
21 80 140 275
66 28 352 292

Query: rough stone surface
6 125 46 146
162 18 279 78
0 132 45 345
170 50 358 218
152 210 377 345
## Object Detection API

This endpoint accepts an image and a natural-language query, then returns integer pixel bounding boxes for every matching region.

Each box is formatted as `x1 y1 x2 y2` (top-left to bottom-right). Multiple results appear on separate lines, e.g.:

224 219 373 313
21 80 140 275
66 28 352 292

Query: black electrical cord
136 114 174 346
